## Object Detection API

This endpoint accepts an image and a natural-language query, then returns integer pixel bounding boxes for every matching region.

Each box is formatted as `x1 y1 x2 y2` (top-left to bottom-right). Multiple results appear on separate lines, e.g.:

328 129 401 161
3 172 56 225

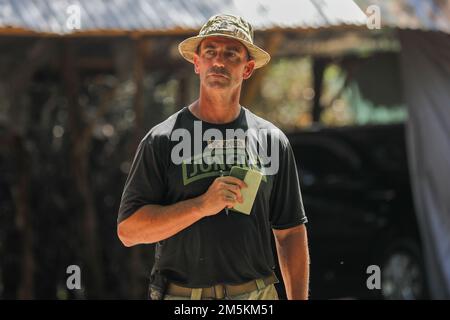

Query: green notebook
228 166 262 215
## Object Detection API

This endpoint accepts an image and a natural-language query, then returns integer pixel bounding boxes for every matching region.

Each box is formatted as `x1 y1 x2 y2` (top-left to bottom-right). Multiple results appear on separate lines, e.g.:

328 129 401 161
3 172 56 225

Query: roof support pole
312 57 328 123
241 32 284 107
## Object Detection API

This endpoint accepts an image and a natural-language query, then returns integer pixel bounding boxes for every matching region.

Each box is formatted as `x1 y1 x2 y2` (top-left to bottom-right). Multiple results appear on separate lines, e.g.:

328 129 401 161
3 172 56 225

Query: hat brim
178 33 271 69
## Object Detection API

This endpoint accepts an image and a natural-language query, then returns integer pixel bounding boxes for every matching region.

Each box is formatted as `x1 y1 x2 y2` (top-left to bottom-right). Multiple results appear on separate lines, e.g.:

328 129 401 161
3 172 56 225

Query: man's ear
243 60 256 79
193 54 200 74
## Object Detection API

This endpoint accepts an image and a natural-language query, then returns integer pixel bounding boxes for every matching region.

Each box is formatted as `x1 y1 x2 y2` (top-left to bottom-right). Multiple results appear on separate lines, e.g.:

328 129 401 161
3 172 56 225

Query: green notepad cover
228 166 262 215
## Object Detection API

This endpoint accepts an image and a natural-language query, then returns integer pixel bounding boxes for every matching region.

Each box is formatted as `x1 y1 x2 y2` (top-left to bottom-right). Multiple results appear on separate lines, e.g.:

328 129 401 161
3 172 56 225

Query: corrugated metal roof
0 0 367 35
355 0 450 34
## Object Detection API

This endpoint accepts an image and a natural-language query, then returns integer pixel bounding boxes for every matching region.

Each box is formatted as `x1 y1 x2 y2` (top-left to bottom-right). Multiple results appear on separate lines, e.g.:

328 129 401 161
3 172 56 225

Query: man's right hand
118 175 249 246
198 175 248 217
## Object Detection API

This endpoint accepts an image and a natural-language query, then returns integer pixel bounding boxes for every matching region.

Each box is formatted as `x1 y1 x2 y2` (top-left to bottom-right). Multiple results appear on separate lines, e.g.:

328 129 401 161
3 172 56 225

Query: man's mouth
208 73 229 78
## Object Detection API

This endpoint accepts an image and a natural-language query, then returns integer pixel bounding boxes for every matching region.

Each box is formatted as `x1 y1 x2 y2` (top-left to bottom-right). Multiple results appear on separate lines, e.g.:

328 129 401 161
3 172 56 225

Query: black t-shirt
118 106 307 287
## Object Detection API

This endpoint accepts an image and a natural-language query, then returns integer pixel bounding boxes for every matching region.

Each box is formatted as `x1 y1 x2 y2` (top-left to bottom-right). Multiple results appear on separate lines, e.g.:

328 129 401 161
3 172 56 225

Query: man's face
193 36 255 90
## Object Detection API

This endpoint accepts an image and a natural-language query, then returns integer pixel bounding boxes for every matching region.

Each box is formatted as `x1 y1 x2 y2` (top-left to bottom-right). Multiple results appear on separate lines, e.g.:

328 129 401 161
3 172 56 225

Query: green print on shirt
181 149 267 186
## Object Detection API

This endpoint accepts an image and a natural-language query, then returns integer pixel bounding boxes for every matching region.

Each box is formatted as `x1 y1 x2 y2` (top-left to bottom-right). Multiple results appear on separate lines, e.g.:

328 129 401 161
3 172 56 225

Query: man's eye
226 52 240 60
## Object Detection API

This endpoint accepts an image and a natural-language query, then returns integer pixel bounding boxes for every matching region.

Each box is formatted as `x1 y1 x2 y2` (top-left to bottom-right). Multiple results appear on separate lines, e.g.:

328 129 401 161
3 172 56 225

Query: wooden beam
112 38 133 81
63 39 106 298
132 38 146 144
312 57 328 123
14 135 34 299
176 73 189 109
241 32 284 107
128 37 147 299
5 40 55 300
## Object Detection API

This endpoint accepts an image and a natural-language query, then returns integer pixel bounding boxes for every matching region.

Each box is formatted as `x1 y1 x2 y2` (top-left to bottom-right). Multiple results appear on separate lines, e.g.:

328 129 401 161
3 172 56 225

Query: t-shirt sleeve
269 132 308 229
117 134 167 224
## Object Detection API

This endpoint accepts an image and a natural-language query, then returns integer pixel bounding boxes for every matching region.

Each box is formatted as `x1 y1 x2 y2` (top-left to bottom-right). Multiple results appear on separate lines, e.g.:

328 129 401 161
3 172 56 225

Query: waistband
166 272 279 300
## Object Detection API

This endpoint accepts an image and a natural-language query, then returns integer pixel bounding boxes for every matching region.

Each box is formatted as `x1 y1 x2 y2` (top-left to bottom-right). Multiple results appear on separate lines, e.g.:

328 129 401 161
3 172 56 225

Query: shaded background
0 0 449 299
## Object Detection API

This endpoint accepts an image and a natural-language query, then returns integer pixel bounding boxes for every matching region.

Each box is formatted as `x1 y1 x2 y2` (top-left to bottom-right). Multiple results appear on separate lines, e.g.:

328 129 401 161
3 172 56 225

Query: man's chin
205 80 231 89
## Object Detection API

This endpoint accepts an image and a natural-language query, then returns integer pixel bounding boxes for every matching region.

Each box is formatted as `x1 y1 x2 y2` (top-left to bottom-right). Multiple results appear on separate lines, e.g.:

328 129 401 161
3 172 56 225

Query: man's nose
212 52 226 67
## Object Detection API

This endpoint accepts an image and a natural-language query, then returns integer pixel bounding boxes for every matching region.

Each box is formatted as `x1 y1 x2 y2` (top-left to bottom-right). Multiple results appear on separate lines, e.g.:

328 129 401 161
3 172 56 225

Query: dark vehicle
284 123 428 300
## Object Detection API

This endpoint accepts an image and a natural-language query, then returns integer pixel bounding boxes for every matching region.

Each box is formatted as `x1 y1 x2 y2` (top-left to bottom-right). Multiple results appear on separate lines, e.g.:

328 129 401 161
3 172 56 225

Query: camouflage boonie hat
178 14 271 69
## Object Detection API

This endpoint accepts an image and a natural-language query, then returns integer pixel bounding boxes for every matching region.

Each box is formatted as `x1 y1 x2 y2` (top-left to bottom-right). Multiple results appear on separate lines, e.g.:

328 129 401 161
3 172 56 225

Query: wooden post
177 72 189 109
312 57 327 123
132 38 146 143
63 39 105 299
7 39 54 299
241 32 284 107
128 36 147 299
14 135 34 299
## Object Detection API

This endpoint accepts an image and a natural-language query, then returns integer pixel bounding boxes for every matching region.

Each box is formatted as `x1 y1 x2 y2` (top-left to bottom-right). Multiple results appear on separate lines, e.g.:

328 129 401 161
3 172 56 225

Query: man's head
178 14 271 70
192 36 255 89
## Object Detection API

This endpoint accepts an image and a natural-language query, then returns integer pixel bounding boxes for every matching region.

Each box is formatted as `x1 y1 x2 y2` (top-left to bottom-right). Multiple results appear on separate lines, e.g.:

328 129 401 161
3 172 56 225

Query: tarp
399 29 450 299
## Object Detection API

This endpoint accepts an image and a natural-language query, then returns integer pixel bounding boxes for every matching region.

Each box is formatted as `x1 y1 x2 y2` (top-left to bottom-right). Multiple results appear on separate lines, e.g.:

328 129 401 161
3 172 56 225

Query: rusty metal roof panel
0 0 367 35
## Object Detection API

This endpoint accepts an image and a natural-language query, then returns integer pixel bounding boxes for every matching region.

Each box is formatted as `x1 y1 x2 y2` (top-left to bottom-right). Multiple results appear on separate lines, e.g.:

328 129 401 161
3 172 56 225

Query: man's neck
189 87 242 124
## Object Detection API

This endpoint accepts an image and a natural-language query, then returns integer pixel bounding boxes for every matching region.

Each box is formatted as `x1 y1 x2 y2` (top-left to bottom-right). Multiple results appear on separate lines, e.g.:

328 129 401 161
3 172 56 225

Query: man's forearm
274 225 310 300
118 175 246 247
117 196 205 246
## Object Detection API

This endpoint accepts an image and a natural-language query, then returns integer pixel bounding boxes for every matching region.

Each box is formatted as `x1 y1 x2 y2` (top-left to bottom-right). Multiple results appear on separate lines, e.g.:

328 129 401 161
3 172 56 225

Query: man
117 14 309 300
